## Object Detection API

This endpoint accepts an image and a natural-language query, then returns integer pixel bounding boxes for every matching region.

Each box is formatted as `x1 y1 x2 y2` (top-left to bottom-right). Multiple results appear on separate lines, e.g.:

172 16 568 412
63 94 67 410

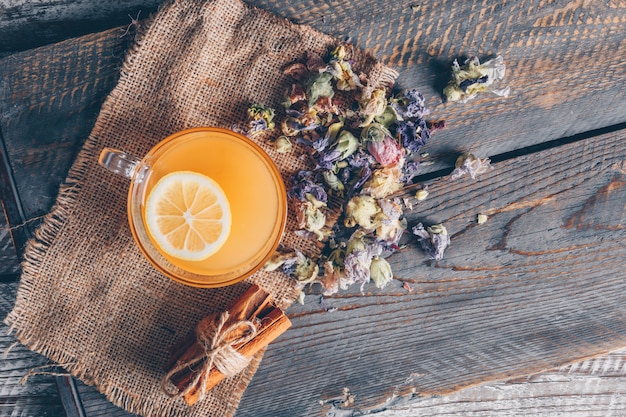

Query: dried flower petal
344 195 381 229
395 119 430 154
293 194 328 240
449 153 493 180
412 222 451 261
443 55 510 103
359 88 387 126
370 256 393 289
477 213 488 224
247 104 275 135
362 164 404 198
275 136 293 153
390 89 430 120
288 170 328 203
367 136 404 167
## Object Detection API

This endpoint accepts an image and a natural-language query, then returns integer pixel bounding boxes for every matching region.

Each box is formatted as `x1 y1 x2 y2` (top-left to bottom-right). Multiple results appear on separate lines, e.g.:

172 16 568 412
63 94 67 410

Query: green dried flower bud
415 189 429 201
322 170 344 193
275 136 293 153
335 130 359 160
306 72 334 106
427 224 448 236
346 236 366 254
361 122 391 143
370 256 393 289
374 106 399 128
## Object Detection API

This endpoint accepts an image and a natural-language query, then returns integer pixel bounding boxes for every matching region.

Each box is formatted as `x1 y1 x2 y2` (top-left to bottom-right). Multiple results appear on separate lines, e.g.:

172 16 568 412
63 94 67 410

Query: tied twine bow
162 311 258 401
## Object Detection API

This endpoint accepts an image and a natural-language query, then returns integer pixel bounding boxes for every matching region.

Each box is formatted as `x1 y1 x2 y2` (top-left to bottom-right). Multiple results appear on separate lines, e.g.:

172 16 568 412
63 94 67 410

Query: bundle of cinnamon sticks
163 284 292 405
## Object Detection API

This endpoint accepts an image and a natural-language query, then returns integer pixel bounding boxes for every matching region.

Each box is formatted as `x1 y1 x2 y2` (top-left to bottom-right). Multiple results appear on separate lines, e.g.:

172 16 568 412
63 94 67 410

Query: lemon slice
145 171 231 261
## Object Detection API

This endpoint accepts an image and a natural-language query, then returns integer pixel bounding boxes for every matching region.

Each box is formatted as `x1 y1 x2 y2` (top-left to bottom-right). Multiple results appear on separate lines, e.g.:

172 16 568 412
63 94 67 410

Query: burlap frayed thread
4 0 398 416
162 311 257 401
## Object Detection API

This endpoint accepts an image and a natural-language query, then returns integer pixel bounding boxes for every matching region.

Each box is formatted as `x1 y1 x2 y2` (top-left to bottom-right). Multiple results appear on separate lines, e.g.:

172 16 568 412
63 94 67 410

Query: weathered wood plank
256 0 626 172
0 282 65 416
0 0 161 56
0 28 130 227
236 129 626 416
373 348 626 417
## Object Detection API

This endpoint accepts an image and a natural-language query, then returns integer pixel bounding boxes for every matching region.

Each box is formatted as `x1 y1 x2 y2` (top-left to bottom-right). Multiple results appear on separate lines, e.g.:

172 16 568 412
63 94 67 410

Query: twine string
162 311 258 402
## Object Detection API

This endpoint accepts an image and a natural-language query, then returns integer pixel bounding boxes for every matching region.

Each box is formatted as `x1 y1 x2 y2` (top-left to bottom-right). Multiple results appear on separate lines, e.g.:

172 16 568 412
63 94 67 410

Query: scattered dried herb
450 153 493 180
257 44 449 295
443 55 510 103
412 223 450 261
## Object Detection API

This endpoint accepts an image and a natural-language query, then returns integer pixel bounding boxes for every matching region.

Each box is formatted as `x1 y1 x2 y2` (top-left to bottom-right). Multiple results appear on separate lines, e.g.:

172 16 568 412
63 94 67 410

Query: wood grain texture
371 348 626 417
0 283 66 416
252 0 626 173
0 28 130 225
236 129 626 416
0 1 624 416
0 0 161 56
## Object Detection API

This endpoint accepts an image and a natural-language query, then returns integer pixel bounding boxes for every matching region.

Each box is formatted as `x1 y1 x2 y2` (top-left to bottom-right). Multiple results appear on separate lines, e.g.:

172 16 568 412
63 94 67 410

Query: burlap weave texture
5 0 397 416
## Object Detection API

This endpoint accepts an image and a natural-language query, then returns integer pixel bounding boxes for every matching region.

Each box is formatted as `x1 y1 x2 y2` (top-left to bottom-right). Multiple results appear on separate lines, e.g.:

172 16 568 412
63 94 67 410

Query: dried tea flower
443 55 510 103
367 136 404 167
263 250 297 271
370 256 393 289
275 136 293 153
359 88 388 126
288 170 328 203
306 71 335 106
280 249 319 284
247 103 275 135
389 89 430 120
362 164 404 198
344 195 381 229
449 153 493 180
322 170 344 194
328 45 362 91
333 130 360 161
477 213 488 224
395 119 430 154
283 62 309 81
293 194 328 240
412 222 450 261
415 189 429 201
361 122 390 143
376 199 406 245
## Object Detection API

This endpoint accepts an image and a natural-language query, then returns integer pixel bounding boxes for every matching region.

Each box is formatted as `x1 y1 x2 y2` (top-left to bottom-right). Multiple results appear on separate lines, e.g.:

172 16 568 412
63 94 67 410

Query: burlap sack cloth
5 0 397 415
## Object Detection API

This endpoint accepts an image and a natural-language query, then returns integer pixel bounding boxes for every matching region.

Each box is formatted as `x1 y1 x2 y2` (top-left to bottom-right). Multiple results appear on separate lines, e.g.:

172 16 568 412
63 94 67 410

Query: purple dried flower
390 89 430 120
288 170 328 203
401 160 421 183
412 223 450 261
395 119 430 154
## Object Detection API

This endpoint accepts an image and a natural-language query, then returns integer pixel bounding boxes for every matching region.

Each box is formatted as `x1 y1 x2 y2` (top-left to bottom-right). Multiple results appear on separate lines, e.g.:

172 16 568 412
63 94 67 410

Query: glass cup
99 127 287 288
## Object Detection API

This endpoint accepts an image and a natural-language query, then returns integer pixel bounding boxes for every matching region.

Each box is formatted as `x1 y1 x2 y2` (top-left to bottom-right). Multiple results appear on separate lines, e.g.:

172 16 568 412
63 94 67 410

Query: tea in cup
99 127 287 287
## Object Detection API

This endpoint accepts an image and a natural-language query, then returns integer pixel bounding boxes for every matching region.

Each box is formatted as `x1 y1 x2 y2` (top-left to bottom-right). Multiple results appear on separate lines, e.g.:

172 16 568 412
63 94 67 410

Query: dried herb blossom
258 44 451 296
443 55 510 103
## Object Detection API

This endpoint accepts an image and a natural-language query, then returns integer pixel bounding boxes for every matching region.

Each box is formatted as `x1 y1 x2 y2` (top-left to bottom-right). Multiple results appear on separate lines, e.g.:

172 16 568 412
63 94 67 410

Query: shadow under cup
125 127 287 288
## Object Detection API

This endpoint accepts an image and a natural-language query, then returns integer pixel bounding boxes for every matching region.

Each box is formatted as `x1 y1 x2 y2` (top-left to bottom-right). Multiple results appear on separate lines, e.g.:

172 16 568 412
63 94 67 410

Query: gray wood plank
0 28 130 225
1 282 65 416
372 348 626 417
236 129 626 416
0 0 161 56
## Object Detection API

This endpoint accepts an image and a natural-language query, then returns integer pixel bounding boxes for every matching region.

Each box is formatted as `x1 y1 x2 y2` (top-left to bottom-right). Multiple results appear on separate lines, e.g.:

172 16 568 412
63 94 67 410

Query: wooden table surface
1 1 625 416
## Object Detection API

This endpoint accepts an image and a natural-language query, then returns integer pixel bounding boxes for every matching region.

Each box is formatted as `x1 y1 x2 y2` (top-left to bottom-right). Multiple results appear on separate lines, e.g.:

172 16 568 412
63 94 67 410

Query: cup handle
98 148 143 179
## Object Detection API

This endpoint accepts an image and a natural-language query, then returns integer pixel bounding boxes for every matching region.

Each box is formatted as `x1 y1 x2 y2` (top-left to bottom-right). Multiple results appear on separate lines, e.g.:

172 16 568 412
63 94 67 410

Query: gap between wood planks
411 121 626 184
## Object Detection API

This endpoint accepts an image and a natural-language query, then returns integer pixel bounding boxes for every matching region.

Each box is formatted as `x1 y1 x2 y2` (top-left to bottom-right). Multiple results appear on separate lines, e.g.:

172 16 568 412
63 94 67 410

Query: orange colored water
135 129 284 277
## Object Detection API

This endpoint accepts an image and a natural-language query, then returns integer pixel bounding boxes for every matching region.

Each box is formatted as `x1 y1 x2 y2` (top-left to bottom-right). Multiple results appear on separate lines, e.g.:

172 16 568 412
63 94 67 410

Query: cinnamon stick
163 284 292 405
